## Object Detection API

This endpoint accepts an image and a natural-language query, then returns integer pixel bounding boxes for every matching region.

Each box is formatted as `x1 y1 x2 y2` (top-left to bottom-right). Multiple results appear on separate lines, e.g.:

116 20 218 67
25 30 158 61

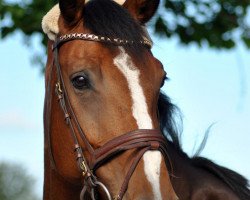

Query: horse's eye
160 76 168 88
71 75 90 90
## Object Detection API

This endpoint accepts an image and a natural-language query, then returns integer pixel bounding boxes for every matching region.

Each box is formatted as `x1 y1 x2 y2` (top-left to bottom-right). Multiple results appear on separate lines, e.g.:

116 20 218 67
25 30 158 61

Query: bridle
50 33 172 200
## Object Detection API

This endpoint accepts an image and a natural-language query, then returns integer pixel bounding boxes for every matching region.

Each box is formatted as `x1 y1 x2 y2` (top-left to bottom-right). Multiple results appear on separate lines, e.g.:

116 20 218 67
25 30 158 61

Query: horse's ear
59 0 85 24
123 0 160 24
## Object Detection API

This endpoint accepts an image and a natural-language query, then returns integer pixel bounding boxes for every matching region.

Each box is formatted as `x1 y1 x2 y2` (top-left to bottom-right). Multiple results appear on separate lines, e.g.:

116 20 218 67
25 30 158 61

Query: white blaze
114 47 162 200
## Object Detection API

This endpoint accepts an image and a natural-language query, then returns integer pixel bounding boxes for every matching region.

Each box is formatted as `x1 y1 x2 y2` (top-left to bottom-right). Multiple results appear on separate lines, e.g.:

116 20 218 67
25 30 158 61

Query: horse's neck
167 143 240 200
166 143 192 199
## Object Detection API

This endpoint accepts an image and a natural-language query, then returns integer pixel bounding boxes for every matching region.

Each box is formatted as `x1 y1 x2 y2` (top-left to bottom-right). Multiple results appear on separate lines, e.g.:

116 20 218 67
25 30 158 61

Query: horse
42 0 250 199
42 0 178 199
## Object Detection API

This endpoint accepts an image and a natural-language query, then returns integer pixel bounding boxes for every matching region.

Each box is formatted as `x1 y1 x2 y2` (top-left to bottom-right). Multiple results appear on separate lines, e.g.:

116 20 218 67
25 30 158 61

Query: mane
83 0 147 55
158 91 183 151
158 92 250 199
192 157 250 199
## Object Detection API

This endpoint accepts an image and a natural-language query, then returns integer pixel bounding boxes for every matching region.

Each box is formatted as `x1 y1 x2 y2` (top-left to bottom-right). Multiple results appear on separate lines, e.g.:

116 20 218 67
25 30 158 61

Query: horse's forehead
42 1 126 40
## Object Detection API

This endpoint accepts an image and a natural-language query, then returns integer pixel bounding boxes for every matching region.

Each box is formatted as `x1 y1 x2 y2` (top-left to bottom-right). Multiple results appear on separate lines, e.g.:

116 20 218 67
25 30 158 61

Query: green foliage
0 0 249 68
0 162 40 200
0 0 57 46
154 0 250 48
1 0 249 48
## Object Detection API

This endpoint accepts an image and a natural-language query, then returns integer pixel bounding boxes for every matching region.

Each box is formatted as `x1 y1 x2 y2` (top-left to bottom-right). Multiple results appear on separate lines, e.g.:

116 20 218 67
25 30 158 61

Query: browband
53 33 152 50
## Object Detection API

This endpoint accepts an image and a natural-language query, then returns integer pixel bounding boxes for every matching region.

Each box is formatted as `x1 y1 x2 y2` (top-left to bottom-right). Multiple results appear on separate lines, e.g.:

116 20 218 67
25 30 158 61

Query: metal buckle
80 161 88 177
80 177 112 200
91 181 112 200
56 82 63 94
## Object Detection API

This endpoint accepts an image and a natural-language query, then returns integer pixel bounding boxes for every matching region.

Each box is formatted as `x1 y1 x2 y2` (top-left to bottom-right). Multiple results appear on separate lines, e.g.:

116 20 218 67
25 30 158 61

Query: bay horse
43 0 177 199
42 0 250 200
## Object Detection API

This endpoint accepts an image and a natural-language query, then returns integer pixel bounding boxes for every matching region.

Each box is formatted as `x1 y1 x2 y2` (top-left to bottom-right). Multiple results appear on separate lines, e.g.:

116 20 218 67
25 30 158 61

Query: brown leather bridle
51 33 172 200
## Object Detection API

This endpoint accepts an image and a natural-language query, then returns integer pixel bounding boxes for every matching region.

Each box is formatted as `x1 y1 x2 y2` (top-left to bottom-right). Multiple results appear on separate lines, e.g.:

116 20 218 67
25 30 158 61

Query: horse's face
57 0 165 145
45 0 177 199
59 42 164 144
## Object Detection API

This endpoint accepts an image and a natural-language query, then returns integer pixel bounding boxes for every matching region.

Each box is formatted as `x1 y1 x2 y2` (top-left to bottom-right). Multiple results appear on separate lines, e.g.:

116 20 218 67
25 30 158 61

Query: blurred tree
0 162 40 200
0 0 57 46
0 0 249 67
154 0 250 48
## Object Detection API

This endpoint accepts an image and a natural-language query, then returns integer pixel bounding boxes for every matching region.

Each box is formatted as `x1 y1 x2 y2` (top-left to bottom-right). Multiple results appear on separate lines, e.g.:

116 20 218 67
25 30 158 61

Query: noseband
51 33 172 200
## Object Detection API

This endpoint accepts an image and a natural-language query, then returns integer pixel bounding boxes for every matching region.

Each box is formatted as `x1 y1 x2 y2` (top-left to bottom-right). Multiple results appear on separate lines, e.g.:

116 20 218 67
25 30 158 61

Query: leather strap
52 32 152 50
51 35 171 200
90 129 172 200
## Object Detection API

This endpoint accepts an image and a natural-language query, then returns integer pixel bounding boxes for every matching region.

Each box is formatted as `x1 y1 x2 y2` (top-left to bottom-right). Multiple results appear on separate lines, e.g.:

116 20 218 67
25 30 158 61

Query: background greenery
1 0 249 68
0 162 39 200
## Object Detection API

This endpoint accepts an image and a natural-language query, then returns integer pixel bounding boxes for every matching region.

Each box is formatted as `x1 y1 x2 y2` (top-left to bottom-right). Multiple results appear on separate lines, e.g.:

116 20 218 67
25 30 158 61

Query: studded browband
53 32 152 50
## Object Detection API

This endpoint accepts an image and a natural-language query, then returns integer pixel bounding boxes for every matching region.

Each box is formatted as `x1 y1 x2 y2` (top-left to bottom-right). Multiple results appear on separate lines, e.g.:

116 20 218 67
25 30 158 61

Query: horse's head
43 0 178 199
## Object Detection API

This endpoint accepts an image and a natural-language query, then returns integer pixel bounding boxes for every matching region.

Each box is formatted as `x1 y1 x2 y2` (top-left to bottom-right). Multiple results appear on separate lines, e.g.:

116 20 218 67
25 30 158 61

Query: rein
51 33 172 200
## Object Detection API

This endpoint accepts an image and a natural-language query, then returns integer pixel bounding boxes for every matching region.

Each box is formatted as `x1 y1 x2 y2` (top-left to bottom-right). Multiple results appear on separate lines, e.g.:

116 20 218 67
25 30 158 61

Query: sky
0 29 249 198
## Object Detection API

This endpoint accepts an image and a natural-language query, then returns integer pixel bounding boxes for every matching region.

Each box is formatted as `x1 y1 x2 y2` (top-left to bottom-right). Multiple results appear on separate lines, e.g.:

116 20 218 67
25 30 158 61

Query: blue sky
0 29 249 198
